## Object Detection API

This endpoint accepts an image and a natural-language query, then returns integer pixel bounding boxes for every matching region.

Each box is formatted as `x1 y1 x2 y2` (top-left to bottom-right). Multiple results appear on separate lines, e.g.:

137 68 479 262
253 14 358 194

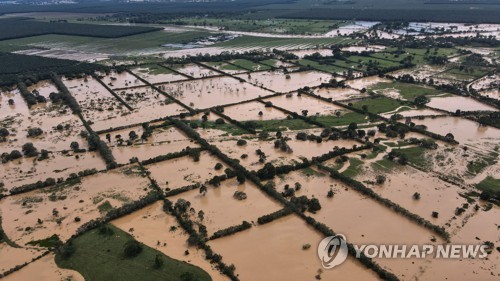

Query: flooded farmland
0 9 499 281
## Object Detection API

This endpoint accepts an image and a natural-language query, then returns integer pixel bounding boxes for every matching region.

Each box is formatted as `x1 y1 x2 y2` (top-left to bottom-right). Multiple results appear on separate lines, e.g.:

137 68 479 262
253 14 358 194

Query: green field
297 59 349 74
475 176 500 194
206 61 247 72
314 112 368 127
229 59 271 71
163 18 345 35
0 30 211 55
394 146 430 168
248 118 316 132
55 225 212 281
341 157 364 178
369 81 447 100
347 55 401 68
351 97 405 114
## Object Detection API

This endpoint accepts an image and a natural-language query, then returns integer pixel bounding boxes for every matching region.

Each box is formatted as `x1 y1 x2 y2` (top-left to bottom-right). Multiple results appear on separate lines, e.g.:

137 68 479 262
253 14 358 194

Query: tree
348 122 357 131
214 163 223 170
327 189 334 198
414 95 429 107
445 133 454 141
375 175 386 184
123 240 142 258
27 127 43 137
9 150 22 160
153 254 164 269
22 142 38 157
236 173 246 184
199 185 207 196
129 131 138 140
0 128 9 137
413 192 421 200
70 141 80 151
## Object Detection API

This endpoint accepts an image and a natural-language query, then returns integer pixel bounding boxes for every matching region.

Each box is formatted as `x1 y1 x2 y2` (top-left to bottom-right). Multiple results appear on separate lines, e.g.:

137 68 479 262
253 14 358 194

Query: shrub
123 240 143 258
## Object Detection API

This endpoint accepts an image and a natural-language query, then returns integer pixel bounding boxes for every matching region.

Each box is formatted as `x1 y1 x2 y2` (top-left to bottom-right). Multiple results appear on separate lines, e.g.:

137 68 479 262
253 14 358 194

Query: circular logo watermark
317 234 348 269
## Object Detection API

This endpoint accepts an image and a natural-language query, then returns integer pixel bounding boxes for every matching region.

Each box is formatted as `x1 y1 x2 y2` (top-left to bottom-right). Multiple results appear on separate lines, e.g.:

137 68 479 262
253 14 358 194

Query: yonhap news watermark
318 234 491 269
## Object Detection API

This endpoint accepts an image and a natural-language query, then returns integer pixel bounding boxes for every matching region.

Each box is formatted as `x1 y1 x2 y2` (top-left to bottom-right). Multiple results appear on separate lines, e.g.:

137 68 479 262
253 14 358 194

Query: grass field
351 96 405 114
395 146 430 169
230 59 271 71
250 118 316 132
369 81 447 100
0 30 211 55
475 176 500 194
341 157 364 178
314 112 368 127
163 18 345 35
55 225 212 281
296 59 349 74
347 55 401 68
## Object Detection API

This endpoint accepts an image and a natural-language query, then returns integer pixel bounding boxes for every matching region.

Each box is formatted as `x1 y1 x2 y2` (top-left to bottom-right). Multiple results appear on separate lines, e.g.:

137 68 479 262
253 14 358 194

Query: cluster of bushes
290 195 321 213
257 208 292 225
9 177 58 195
51 73 81 114
317 164 450 241
87 132 117 169
209 221 252 240
141 147 203 166
17 82 38 107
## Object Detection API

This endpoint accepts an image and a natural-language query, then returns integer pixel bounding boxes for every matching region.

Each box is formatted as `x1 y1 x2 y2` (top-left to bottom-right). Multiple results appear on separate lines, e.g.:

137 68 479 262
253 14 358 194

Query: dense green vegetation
369 81 447 100
476 176 500 194
0 18 161 41
55 225 212 281
351 97 405 114
0 52 107 86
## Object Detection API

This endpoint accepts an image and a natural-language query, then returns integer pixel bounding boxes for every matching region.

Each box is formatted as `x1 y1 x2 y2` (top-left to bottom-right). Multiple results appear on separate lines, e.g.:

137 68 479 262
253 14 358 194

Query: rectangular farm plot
159 77 273 109
107 125 197 165
0 100 88 152
63 76 131 130
212 136 358 171
204 61 247 74
26 80 58 99
263 92 346 116
168 63 218 79
0 150 106 194
208 215 379 281
411 116 500 143
0 88 30 119
0 165 152 246
427 95 497 112
346 76 392 90
222 101 288 121
347 163 467 226
111 201 228 281
168 178 282 236
131 64 186 84
270 169 446 279
237 70 332 93
147 151 227 191
99 71 145 90
113 86 188 123
314 87 366 100
228 59 271 72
